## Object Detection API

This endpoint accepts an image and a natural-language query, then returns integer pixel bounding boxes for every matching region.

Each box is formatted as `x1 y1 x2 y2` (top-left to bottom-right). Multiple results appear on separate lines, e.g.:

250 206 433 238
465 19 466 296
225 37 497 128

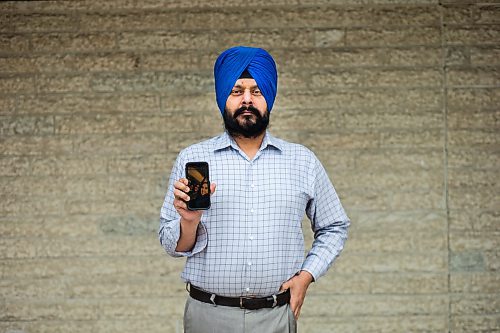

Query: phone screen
185 162 210 210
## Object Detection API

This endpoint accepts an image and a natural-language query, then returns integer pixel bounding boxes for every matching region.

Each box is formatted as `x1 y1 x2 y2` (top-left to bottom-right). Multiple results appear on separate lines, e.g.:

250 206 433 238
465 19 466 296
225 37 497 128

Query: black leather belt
188 284 290 310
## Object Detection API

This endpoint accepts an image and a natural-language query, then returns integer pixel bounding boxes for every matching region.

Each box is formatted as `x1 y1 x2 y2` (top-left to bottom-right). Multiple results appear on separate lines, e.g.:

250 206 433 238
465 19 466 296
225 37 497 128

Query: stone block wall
0 1 498 332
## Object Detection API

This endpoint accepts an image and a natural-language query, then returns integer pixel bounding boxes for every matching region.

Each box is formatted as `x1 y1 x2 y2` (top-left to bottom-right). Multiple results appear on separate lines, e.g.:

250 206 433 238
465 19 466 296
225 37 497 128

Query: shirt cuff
301 255 325 282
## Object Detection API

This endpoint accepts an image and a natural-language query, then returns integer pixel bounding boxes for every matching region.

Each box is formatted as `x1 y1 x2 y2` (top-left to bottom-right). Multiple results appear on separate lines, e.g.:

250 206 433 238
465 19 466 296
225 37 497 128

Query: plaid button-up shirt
159 131 349 297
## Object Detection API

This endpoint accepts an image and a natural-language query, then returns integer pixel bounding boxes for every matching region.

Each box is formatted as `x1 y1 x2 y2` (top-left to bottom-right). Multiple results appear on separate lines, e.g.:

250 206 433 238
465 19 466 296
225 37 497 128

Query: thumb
210 182 216 195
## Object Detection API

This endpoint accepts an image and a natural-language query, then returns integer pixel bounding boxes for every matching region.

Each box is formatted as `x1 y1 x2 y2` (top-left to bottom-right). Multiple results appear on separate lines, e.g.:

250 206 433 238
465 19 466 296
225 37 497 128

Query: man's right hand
173 178 216 252
173 178 202 223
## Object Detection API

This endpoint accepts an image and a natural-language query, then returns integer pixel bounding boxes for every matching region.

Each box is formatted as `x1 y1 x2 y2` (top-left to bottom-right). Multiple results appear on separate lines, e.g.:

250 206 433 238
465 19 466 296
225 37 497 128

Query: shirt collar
212 131 283 153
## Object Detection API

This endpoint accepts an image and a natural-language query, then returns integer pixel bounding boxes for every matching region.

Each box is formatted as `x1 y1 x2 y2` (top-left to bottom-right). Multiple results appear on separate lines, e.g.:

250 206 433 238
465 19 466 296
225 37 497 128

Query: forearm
175 218 200 252
302 220 349 280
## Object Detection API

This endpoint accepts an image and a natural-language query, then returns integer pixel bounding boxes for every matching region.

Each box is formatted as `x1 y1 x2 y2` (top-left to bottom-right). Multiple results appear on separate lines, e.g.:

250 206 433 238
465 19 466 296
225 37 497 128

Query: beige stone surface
1 1 499 332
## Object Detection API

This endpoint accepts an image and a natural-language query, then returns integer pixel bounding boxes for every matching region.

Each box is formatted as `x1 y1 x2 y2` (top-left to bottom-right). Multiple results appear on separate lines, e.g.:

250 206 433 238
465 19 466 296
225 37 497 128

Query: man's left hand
280 270 314 320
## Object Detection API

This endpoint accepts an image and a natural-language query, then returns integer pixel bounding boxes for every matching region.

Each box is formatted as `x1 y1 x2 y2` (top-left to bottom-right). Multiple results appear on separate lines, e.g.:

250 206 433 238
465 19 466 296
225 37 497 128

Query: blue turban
214 46 278 115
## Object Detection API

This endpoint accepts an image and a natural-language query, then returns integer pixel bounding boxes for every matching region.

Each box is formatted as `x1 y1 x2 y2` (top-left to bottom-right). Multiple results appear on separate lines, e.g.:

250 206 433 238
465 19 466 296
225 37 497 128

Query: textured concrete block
335 252 448 273
0 115 54 135
299 315 447 333
348 228 447 253
346 27 440 46
118 31 213 51
311 68 442 88
448 129 498 148
0 194 65 217
72 133 166 156
309 273 371 294
476 4 500 24
302 294 448 317
0 135 73 155
314 29 345 47
451 251 486 272
448 148 499 169
449 185 498 210
448 109 499 129
249 5 439 28
0 34 30 53
0 320 95 333
278 88 442 111
0 215 101 238
349 210 447 233
484 251 500 271
37 74 92 93
0 156 30 176
450 230 500 252
31 156 108 176
449 209 500 231
107 153 171 174
442 5 473 25
471 47 500 65
451 272 500 293
444 26 500 45
448 168 498 188
0 76 35 94
91 71 213 94
0 96 16 114
0 13 78 33
139 50 202 71
30 32 117 53
369 273 448 294
451 294 500 315
447 87 500 110
1 256 184 280
342 186 444 210
18 93 160 115
445 46 470 66
79 12 180 32
450 315 500 333
4 299 97 321
447 67 500 87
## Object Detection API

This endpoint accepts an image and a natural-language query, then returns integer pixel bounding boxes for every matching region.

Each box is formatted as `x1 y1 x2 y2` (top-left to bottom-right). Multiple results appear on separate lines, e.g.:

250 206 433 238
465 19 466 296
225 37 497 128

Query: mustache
233 105 261 118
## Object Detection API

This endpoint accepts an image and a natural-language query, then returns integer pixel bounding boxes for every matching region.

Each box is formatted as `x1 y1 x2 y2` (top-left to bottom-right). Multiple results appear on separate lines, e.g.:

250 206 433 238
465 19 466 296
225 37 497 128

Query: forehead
233 78 258 88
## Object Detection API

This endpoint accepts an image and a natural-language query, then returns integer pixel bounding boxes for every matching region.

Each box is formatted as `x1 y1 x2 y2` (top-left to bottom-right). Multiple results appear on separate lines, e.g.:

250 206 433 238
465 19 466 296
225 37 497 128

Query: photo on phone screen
185 162 210 210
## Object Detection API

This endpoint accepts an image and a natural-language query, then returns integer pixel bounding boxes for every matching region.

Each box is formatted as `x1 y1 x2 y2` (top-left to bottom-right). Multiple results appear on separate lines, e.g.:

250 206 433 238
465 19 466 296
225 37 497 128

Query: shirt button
251 184 255 188
249 235 254 240
246 287 250 292
247 261 252 266
250 209 255 213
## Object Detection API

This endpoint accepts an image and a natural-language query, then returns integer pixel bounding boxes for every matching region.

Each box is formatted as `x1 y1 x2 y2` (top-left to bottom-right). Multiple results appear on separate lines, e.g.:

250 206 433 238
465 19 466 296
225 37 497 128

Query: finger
280 281 290 292
174 188 190 201
210 182 216 195
180 178 189 186
294 305 301 320
174 180 190 192
174 199 188 211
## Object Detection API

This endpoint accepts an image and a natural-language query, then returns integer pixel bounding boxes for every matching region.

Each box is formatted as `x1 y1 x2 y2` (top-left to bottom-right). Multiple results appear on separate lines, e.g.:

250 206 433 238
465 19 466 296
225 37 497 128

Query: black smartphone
185 162 211 210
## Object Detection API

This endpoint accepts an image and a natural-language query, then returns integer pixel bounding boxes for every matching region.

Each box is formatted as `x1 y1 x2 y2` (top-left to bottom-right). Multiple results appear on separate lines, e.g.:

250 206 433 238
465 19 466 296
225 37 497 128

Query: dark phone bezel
185 162 211 211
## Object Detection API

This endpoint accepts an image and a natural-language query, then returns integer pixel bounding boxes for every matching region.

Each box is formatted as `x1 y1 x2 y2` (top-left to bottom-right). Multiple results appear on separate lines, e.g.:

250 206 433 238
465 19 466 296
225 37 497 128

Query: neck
231 131 266 160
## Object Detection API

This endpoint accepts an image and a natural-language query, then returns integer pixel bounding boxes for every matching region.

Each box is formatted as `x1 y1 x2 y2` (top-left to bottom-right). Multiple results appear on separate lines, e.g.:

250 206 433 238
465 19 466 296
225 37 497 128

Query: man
159 46 350 333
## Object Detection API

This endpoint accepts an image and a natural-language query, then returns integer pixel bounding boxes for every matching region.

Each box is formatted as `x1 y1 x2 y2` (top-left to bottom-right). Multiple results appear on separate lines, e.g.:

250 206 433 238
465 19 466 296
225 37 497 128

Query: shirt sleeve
158 152 208 257
302 154 350 281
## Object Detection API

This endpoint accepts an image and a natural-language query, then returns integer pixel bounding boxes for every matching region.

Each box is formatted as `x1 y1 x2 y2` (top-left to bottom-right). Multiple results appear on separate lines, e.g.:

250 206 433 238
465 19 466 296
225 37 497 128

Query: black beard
223 105 270 139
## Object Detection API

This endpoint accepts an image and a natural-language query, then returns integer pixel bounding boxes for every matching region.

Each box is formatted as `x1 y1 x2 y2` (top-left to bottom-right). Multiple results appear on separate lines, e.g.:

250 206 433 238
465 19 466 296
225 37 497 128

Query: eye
231 89 243 95
252 89 262 96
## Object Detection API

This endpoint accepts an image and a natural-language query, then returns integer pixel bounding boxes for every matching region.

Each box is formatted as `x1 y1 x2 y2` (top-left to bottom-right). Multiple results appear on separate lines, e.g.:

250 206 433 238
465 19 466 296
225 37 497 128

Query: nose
242 89 253 106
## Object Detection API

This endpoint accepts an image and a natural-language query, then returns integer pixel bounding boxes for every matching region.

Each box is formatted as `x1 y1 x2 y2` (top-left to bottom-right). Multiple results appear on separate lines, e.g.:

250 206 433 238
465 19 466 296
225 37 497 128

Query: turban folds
214 46 278 115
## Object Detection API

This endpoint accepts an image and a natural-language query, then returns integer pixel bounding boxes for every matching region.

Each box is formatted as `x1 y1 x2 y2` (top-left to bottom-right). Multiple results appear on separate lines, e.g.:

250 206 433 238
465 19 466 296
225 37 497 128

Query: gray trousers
184 296 297 333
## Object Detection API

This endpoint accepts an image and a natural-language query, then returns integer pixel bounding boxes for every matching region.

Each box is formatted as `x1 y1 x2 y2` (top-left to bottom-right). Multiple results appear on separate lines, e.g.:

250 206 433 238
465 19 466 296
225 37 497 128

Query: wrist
298 270 314 284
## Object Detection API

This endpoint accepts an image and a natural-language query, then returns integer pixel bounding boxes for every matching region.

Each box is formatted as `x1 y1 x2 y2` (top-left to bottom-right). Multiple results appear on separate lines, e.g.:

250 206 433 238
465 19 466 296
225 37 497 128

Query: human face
200 181 209 196
223 79 269 138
